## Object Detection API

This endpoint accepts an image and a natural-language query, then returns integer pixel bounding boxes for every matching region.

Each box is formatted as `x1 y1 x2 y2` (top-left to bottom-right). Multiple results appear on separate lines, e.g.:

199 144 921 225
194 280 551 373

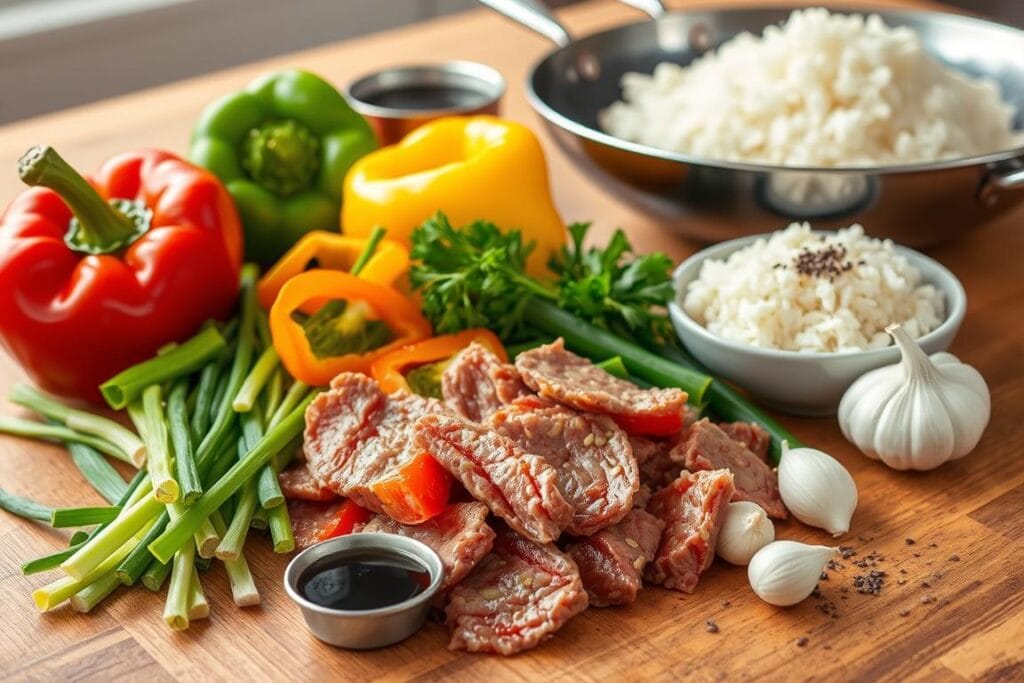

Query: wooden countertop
1 1 1022 680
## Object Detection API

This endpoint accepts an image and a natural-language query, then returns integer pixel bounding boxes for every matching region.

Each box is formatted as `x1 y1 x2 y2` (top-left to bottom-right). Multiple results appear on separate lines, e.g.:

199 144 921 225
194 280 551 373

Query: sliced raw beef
489 397 638 536
442 343 530 422
646 468 734 593
675 420 787 519
718 421 771 461
359 502 495 591
303 373 446 517
632 435 682 490
412 414 573 544
515 339 687 436
279 463 335 502
446 528 588 655
566 509 665 607
288 499 344 550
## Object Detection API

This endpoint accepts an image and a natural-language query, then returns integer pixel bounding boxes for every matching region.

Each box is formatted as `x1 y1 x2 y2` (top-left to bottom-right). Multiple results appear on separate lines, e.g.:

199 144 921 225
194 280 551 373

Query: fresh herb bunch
550 223 674 345
409 212 675 344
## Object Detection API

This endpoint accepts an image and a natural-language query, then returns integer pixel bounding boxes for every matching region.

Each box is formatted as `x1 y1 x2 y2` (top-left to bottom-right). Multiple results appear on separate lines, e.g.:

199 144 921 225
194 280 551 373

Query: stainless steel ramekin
283 533 444 649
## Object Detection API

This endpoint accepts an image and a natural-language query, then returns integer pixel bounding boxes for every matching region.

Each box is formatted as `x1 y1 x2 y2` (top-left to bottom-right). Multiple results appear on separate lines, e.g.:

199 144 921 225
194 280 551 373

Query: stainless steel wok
481 0 1024 246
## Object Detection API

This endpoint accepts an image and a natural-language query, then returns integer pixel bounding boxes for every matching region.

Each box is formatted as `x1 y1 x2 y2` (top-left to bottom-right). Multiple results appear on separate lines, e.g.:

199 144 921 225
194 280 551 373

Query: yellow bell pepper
342 116 565 276
256 230 409 310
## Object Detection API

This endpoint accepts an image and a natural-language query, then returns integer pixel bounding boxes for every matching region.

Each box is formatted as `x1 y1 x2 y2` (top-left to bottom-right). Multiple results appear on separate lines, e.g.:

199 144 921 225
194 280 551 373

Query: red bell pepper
371 452 452 524
0 146 243 402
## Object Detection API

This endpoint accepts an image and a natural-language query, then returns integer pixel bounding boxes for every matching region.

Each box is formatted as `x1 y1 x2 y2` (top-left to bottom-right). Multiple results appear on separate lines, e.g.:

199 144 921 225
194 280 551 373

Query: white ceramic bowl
669 235 967 416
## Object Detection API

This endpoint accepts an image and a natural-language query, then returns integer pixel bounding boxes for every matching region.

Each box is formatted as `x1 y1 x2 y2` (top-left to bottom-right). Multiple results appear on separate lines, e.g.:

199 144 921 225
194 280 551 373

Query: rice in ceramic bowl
680 223 945 352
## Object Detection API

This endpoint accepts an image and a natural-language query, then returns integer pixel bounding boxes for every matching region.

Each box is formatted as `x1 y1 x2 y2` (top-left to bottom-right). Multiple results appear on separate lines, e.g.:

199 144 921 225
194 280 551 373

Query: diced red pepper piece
371 452 452 524
611 410 684 438
319 500 373 541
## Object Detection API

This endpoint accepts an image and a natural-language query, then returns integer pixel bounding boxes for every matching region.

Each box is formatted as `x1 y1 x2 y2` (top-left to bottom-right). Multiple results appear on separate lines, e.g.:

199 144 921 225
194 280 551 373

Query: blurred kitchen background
0 0 1020 125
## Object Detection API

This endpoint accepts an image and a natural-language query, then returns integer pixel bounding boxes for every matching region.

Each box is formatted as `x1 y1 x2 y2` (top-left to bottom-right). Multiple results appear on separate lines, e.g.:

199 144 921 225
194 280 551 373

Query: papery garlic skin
717 502 775 565
839 324 990 471
778 443 857 537
748 541 835 606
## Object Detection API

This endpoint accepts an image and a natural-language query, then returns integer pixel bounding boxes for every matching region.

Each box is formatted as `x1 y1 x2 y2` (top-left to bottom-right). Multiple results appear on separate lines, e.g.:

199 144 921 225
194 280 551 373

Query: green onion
35 525 146 611
134 386 179 503
141 558 171 592
68 531 89 546
190 360 223 443
163 535 195 630
99 325 228 409
216 478 258 562
264 369 284 425
0 487 52 521
51 506 121 527
596 356 630 380
267 380 308 429
187 567 209 621
193 517 221 559
0 416 127 462
209 511 259 606
250 507 268 530
530 300 712 403
233 346 280 413
652 344 802 463
148 394 316 564
115 509 168 586
61 485 161 580
167 380 201 505
351 226 387 274
67 441 128 504
267 504 295 553
70 570 120 613
243 410 283 509
10 384 145 465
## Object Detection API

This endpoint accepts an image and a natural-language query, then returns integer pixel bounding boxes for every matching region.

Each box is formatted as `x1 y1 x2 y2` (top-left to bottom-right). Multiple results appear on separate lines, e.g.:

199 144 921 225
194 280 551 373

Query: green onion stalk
50 506 121 527
168 379 202 504
0 416 128 462
134 385 179 503
67 440 129 504
209 511 260 607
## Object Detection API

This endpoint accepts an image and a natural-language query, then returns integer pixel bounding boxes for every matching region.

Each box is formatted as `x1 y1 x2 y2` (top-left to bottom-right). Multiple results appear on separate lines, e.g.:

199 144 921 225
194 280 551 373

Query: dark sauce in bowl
298 552 430 611
361 84 492 112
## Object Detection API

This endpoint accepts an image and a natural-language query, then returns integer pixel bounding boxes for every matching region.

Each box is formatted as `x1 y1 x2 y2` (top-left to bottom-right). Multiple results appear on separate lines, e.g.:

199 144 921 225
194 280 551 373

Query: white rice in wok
601 8 1022 166
681 224 945 352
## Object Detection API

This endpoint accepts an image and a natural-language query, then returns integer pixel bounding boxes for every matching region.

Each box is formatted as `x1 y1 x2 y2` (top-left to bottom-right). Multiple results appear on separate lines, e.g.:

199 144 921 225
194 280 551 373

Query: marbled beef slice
718 421 771 461
489 397 639 536
674 419 787 519
514 338 687 435
646 468 734 593
441 342 530 422
412 413 573 544
359 502 495 591
567 509 665 607
278 463 336 502
446 528 588 655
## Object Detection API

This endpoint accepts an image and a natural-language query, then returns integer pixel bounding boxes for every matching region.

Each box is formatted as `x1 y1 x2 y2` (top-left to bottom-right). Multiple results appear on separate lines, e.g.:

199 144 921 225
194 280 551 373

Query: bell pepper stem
17 146 146 253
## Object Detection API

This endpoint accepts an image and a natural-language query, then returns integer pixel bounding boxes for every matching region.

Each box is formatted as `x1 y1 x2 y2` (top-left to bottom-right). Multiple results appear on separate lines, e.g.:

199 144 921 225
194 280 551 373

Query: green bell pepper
190 69 377 265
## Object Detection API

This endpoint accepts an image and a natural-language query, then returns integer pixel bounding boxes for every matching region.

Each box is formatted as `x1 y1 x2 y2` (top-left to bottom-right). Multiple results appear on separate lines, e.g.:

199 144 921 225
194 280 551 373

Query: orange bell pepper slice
370 328 507 394
320 499 373 540
371 452 452 524
257 230 409 310
269 269 431 386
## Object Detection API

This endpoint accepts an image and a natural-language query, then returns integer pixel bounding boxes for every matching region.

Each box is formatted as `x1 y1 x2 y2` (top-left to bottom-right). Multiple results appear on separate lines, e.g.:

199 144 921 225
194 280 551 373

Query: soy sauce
362 84 491 111
299 552 430 611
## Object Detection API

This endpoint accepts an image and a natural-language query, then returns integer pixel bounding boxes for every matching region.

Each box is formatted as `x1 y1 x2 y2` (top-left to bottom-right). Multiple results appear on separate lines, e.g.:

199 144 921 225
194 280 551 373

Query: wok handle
615 0 668 19
978 163 1024 207
477 0 573 47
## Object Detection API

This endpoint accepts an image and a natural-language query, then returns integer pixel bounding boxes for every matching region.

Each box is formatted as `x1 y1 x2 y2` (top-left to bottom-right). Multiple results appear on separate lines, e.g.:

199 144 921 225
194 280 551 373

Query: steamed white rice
681 224 945 352
601 8 1022 166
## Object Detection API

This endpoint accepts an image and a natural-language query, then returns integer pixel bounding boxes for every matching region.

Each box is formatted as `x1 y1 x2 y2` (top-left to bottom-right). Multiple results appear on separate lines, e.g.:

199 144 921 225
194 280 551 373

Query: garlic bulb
716 501 775 565
839 323 990 471
748 541 835 606
778 442 857 537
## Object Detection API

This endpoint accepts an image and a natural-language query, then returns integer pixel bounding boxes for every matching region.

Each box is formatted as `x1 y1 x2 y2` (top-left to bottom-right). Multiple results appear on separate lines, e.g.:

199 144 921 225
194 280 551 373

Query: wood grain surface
1 1 1022 681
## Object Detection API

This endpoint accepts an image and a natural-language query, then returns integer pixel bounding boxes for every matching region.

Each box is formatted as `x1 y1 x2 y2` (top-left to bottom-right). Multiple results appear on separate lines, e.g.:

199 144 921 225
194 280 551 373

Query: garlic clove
716 501 775 566
748 541 835 607
777 443 858 537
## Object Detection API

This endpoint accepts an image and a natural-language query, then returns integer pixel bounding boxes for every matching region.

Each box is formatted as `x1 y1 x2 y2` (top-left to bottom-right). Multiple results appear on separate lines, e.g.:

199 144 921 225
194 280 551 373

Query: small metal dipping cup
346 61 506 145
283 533 444 649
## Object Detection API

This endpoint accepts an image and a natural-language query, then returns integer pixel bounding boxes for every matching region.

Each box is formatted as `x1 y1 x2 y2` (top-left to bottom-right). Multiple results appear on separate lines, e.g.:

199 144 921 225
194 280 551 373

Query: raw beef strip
515 339 687 436
279 463 335 502
646 468 734 593
442 343 530 422
718 421 771 461
675 420 787 519
632 435 682 490
566 509 664 607
288 499 344 550
303 373 445 515
359 502 495 591
489 397 638 536
411 414 573 544
446 528 588 655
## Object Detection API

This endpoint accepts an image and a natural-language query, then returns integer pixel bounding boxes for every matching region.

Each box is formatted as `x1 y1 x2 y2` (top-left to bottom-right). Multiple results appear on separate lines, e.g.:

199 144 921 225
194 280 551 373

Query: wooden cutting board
1 1 1022 680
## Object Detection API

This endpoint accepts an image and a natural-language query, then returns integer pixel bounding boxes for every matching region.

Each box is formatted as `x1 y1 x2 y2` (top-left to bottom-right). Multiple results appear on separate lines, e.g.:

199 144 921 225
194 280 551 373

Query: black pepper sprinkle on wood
705 619 719 634
921 595 935 604
929 542 938 548
720 600 731 608
949 554 960 562
922 581 931 588
854 570 887 595
827 560 843 571
796 637 809 647
839 546 857 559
898 609 910 617
905 538 916 545
820 572 829 581
899 568 908 575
